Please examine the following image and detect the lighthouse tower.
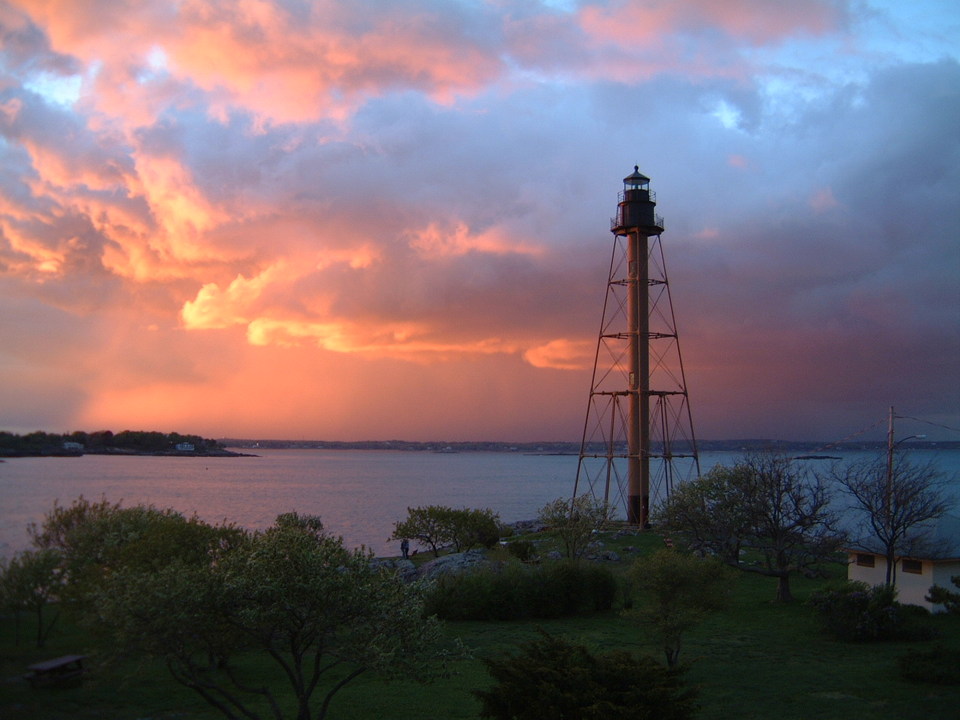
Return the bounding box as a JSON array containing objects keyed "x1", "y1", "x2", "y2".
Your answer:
[{"x1": 573, "y1": 167, "x2": 699, "y2": 526}]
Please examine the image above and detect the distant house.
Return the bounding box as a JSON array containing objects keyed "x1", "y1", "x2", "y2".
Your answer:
[
  {"x1": 62, "y1": 441, "x2": 84, "y2": 451},
  {"x1": 846, "y1": 514, "x2": 960, "y2": 612},
  {"x1": 175, "y1": 442, "x2": 195, "y2": 452}
]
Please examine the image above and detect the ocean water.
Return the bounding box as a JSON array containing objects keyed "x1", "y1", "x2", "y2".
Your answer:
[{"x1": 2, "y1": 448, "x2": 958, "y2": 559}]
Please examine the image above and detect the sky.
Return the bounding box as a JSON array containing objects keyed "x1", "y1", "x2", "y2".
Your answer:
[{"x1": 0, "y1": 0, "x2": 958, "y2": 444}]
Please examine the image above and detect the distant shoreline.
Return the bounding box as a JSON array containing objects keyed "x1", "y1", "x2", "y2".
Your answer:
[
  {"x1": 220, "y1": 439, "x2": 958, "y2": 453},
  {"x1": 1, "y1": 448, "x2": 256, "y2": 459}
]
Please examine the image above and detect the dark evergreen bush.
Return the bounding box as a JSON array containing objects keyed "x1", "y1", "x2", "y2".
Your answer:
[{"x1": 474, "y1": 631, "x2": 696, "y2": 720}]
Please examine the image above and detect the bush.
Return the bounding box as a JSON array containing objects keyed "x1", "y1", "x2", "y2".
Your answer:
[
  {"x1": 810, "y1": 581, "x2": 940, "y2": 642},
  {"x1": 424, "y1": 560, "x2": 618, "y2": 621},
  {"x1": 506, "y1": 539, "x2": 535, "y2": 562},
  {"x1": 474, "y1": 631, "x2": 697, "y2": 720},
  {"x1": 809, "y1": 581, "x2": 903, "y2": 641},
  {"x1": 898, "y1": 645, "x2": 960, "y2": 685}
]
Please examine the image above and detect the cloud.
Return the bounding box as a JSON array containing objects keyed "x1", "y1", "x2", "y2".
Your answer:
[{"x1": 524, "y1": 338, "x2": 595, "y2": 371}]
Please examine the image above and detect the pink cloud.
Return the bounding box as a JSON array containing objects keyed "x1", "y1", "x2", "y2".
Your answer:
[
  {"x1": 579, "y1": 0, "x2": 843, "y2": 47},
  {"x1": 11, "y1": 0, "x2": 505, "y2": 124},
  {"x1": 809, "y1": 186, "x2": 839, "y2": 212},
  {"x1": 727, "y1": 153, "x2": 750, "y2": 168}
]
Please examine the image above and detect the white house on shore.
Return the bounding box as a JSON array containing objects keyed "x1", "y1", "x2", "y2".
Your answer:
[{"x1": 846, "y1": 514, "x2": 960, "y2": 612}]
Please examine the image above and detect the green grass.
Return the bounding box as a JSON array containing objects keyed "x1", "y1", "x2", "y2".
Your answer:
[{"x1": 3, "y1": 529, "x2": 959, "y2": 720}]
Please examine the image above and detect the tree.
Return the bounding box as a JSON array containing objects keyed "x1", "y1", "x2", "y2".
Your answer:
[
  {"x1": 29, "y1": 496, "x2": 243, "y2": 606},
  {"x1": 0, "y1": 548, "x2": 65, "y2": 647},
  {"x1": 91, "y1": 515, "x2": 446, "y2": 720},
  {"x1": 926, "y1": 575, "x2": 960, "y2": 614},
  {"x1": 827, "y1": 453, "x2": 954, "y2": 585},
  {"x1": 447, "y1": 507, "x2": 501, "y2": 552},
  {"x1": 652, "y1": 469, "x2": 752, "y2": 565},
  {"x1": 391, "y1": 505, "x2": 501, "y2": 557},
  {"x1": 657, "y1": 453, "x2": 843, "y2": 602},
  {"x1": 625, "y1": 549, "x2": 734, "y2": 667},
  {"x1": 473, "y1": 631, "x2": 696, "y2": 720},
  {"x1": 538, "y1": 495, "x2": 611, "y2": 561}
]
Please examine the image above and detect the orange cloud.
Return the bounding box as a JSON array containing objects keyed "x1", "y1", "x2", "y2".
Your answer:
[
  {"x1": 181, "y1": 269, "x2": 278, "y2": 330},
  {"x1": 245, "y1": 317, "x2": 517, "y2": 360},
  {"x1": 408, "y1": 222, "x2": 545, "y2": 258},
  {"x1": 523, "y1": 338, "x2": 594, "y2": 371}
]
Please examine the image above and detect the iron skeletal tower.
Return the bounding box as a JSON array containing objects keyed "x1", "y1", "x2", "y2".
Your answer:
[{"x1": 573, "y1": 167, "x2": 700, "y2": 526}]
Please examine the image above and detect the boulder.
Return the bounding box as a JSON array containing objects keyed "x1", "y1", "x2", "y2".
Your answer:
[
  {"x1": 416, "y1": 549, "x2": 489, "y2": 580},
  {"x1": 506, "y1": 519, "x2": 546, "y2": 535},
  {"x1": 588, "y1": 550, "x2": 622, "y2": 563},
  {"x1": 371, "y1": 557, "x2": 418, "y2": 582}
]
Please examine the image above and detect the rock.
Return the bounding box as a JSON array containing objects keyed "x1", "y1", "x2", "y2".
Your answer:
[
  {"x1": 506, "y1": 519, "x2": 546, "y2": 535},
  {"x1": 588, "y1": 550, "x2": 621, "y2": 562},
  {"x1": 416, "y1": 549, "x2": 489, "y2": 580},
  {"x1": 371, "y1": 557, "x2": 418, "y2": 582}
]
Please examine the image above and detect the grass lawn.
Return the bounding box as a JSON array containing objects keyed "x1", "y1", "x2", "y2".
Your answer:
[{"x1": 2, "y1": 529, "x2": 958, "y2": 719}]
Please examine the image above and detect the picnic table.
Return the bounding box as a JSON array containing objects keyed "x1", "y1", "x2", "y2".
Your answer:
[{"x1": 24, "y1": 654, "x2": 87, "y2": 687}]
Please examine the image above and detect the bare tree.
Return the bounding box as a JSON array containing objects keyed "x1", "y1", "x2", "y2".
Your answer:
[
  {"x1": 827, "y1": 453, "x2": 954, "y2": 586},
  {"x1": 658, "y1": 452, "x2": 843, "y2": 602}
]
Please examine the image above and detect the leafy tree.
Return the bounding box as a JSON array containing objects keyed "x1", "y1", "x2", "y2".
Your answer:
[
  {"x1": 391, "y1": 505, "x2": 501, "y2": 557},
  {"x1": 0, "y1": 548, "x2": 64, "y2": 647},
  {"x1": 447, "y1": 507, "x2": 501, "y2": 552},
  {"x1": 826, "y1": 453, "x2": 954, "y2": 585},
  {"x1": 29, "y1": 496, "x2": 244, "y2": 607},
  {"x1": 625, "y1": 549, "x2": 734, "y2": 667},
  {"x1": 538, "y1": 495, "x2": 611, "y2": 561},
  {"x1": 658, "y1": 453, "x2": 843, "y2": 602},
  {"x1": 473, "y1": 631, "x2": 696, "y2": 720},
  {"x1": 926, "y1": 575, "x2": 960, "y2": 614},
  {"x1": 93, "y1": 517, "x2": 445, "y2": 720},
  {"x1": 652, "y1": 467, "x2": 752, "y2": 565}
]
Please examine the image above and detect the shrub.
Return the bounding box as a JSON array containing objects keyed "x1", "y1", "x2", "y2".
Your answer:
[
  {"x1": 424, "y1": 560, "x2": 618, "y2": 621},
  {"x1": 898, "y1": 645, "x2": 960, "y2": 685},
  {"x1": 626, "y1": 549, "x2": 735, "y2": 667},
  {"x1": 506, "y1": 539, "x2": 535, "y2": 562},
  {"x1": 809, "y1": 581, "x2": 904, "y2": 641},
  {"x1": 474, "y1": 631, "x2": 697, "y2": 720}
]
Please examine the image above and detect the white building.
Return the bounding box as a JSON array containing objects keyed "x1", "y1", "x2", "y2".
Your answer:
[{"x1": 846, "y1": 514, "x2": 960, "y2": 612}]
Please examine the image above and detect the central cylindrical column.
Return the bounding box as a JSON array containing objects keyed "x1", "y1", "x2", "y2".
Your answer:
[{"x1": 627, "y1": 230, "x2": 650, "y2": 525}]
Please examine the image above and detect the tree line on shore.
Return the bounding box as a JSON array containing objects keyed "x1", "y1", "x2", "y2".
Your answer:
[{"x1": 0, "y1": 430, "x2": 228, "y2": 457}]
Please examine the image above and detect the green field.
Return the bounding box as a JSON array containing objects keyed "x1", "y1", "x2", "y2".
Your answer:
[{"x1": 3, "y1": 530, "x2": 958, "y2": 720}]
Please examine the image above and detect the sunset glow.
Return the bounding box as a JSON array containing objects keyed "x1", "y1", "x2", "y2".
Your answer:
[{"x1": 1, "y1": 0, "x2": 957, "y2": 442}]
